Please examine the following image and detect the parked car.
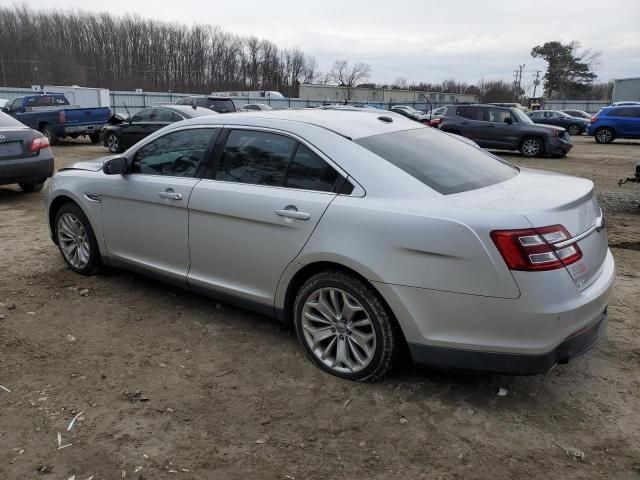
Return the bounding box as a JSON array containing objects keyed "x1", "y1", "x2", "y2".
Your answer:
[
  {"x1": 1, "y1": 93, "x2": 110, "y2": 145},
  {"x1": 100, "y1": 105, "x2": 218, "y2": 153},
  {"x1": 439, "y1": 104, "x2": 573, "y2": 157},
  {"x1": 528, "y1": 110, "x2": 590, "y2": 135},
  {"x1": 390, "y1": 105, "x2": 430, "y2": 124},
  {"x1": 0, "y1": 111, "x2": 54, "y2": 192},
  {"x1": 45, "y1": 109, "x2": 613, "y2": 381},
  {"x1": 240, "y1": 103, "x2": 273, "y2": 111},
  {"x1": 426, "y1": 106, "x2": 448, "y2": 127},
  {"x1": 175, "y1": 95, "x2": 236, "y2": 113},
  {"x1": 587, "y1": 105, "x2": 640, "y2": 143},
  {"x1": 561, "y1": 109, "x2": 592, "y2": 120}
]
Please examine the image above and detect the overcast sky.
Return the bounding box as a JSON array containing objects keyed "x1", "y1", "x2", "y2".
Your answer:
[{"x1": 18, "y1": 0, "x2": 640, "y2": 88}]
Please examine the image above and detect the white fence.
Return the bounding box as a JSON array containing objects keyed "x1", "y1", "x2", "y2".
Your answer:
[{"x1": 540, "y1": 100, "x2": 609, "y2": 114}]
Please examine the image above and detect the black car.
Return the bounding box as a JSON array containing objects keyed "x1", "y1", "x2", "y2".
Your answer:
[
  {"x1": 0, "y1": 111, "x2": 54, "y2": 192},
  {"x1": 439, "y1": 104, "x2": 572, "y2": 157},
  {"x1": 175, "y1": 95, "x2": 236, "y2": 113},
  {"x1": 561, "y1": 109, "x2": 592, "y2": 120},
  {"x1": 101, "y1": 105, "x2": 218, "y2": 153},
  {"x1": 528, "y1": 110, "x2": 590, "y2": 135}
]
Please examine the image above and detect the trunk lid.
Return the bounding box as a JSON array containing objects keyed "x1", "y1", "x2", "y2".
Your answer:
[{"x1": 451, "y1": 167, "x2": 608, "y2": 290}]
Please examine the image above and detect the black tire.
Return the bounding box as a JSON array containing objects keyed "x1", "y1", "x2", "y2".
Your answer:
[
  {"x1": 41, "y1": 125, "x2": 58, "y2": 146},
  {"x1": 53, "y1": 202, "x2": 101, "y2": 276},
  {"x1": 519, "y1": 136, "x2": 544, "y2": 158},
  {"x1": 594, "y1": 127, "x2": 615, "y2": 144},
  {"x1": 19, "y1": 181, "x2": 45, "y2": 192},
  {"x1": 567, "y1": 124, "x2": 582, "y2": 136},
  {"x1": 293, "y1": 270, "x2": 398, "y2": 382},
  {"x1": 89, "y1": 133, "x2": 100, "y2": 144},
  {"x1": 106, "y1": 133, "x2": 123, "y2": 153}
]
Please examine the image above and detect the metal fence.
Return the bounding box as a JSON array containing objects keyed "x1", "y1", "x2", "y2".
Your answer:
[{"x1": 540, "y1": 100, "x2": 609, "y2": 114}]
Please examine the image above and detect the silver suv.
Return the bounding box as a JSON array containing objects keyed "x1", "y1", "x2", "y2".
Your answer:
[{"x1": 439, "y1": 104, "x2": 573, "y2": 157}]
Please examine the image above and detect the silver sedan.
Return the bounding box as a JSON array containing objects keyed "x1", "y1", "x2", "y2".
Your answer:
[{"x1": 45, "y1": 109, "x2": 614, "y2": 381}]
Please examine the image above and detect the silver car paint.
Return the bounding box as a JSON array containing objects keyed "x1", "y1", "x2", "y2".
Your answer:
[{"x1": 46, "y1": 109, "x2": 615, "y2": 357}]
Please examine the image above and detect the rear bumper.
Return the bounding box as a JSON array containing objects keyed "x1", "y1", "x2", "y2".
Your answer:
[
  {"x1": 408, "y1": 310, "x2": 607, "y2": 375},
  {"x1": 58, "y1": 124, "x2": 105, "y2": 136},
  {"x1": 0, "y1": 155, "x2": 54, "y2": 185}
]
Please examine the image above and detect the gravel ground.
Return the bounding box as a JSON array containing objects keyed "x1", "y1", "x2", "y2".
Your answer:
[{"x1": 0, "y1": 135, "x2": 639, "y2": 479}]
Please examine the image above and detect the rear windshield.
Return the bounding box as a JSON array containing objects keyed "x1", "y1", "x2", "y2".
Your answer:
[
  {"x1": 208, "y1": 99, "x2": 235, "y2": 113},
  {"x1": 0, "y1": 111, "x2": 24, "y2": 127},
  {"x1": 355, "y1": 128, "x2": 518, "y2": 194}
]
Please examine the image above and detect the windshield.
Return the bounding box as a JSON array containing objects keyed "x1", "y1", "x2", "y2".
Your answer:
[
  {"x1": 355, "y1": 127, "x2": 518, "y2": 195},
  {"x1": 512, "y1": 109, "x2": 533, "y2": 124}
]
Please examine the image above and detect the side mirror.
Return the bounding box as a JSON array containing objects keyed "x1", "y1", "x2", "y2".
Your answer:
[
  {"x1": 103, "y1": 156, "x2": 128, "y2": 175},
  {"x1": 504, "y1": 117, "x2": 513, "y2": 125}
]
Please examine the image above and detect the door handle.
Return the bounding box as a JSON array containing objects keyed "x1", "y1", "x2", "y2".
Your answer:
[
  {"x1": 487, "y1": 124, "x2": 496, "y2": 127},
  {"x1": 158, "y1": 188, "x2": 183, "y2": 200},
  {"x1": 276, "y1": 207, "x2": 311, "y2": 220}
]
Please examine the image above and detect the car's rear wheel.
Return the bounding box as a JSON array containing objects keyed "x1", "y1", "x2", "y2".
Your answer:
[
  {"x1": 106, "y1": 133, "x2": 123, "y2": 153},
  {"x1": 54, "y1": 203, "x2": 101, "y2": 275},
  {"x1": 595, "y1": 127, "x2": 615, "y2": 144},
  {"x1": 293, "y1": 270, "x2": 397, "y2": 382},
  {"x1": 19, "y1": 181, "x2": 45, "y2": 192},
  {"x1": 520, "y1": 137, "x2": 544, "y2": 157},
  {"x1": 567, "y1": 124, "x2": 582, "y2": 135},
  {"x1": 41, "y1": 125, "x2": 58, "y2": 146}
]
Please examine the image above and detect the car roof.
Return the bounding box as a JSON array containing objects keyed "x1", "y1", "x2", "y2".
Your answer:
[{"x1": 180, "y1": 108, "x2": 422, "y2": 140}]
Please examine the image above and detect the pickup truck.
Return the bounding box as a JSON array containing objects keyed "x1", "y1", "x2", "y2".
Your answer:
[{"x1": 1, "y1": 93, "x2": 110, "y2": 145}]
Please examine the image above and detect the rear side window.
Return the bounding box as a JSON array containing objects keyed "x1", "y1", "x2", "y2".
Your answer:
[
  {"x1": 209, "y1": 99, "x2": 236, "y2": 113},
  {"x1": 356, "y1": 128, "x2": 518, "y2": 195},
  {"x1": 215, "y1": 130, "x2": 295, "y2": 186},
  {"x1": 285, "y1": 144, "x2": 339, "y2": 192},
  {"x1": 456, "y1": 106, "x2": 487, "y2": 121},
  {"x1": 0, "y1": 111, "x2": 24, "y2": 127}
]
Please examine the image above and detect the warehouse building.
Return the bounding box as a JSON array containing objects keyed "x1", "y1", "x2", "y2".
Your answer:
[
  {"x1": 612, "y1": 77, "x2": 640, "y2": 102},
  {"x1": 298, "y1": 84, "x2": 477, "y2": 105}
]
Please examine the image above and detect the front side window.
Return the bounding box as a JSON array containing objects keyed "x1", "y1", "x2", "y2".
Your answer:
[
  {"x1": 215, "y1": 130, "x2": 295, "y2": 186},
  {"x1": 285, "y1": 144, "x2": 339, "y2": 192},
  {"x1": 488, "y1": 108, "x2": 512, "y2": 123},
  {"x1": 356, "y1": 127, "x2": 518, "y2": 195},
  {"x1": 131, "y1": 128, "x2": 216, "y2": 177}
]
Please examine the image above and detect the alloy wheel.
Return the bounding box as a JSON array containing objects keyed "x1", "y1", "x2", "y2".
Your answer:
[
  {"x1": 522, "y1": 138, "x2": 541, "y2": 156},
  {"x1": 301, "y1": 287, "x2": 377, "y2": 374},
  {"x1": 57, "y1": 213, "x2": 91, "y2": 269},
  {"x1": 596, "y1": 129, "x2": 612, "y2": 143},
  {"x1": 107, "y1": 134, "x2": 120, "y2": 153}
]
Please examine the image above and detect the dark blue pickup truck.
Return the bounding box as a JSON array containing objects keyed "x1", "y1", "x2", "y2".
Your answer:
[{"x1": 1, "y1": 93, "x2": 110, "y2": 145}]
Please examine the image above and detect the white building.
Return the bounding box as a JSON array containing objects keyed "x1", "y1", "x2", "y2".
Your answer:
[{"x1": 298, "y1": 84, "x2": 477, "y2": 105}]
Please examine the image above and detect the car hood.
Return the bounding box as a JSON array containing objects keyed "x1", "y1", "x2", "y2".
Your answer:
[{"x1": 59, "y1": 157, "x2": 113, "y2": 172}]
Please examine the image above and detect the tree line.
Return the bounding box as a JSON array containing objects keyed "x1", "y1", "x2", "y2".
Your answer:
[{"x1": 0, "y1": 5, "x2": 321, "y2": 95}]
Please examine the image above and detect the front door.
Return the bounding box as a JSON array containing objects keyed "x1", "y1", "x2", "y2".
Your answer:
[
  {"x1": 101, "y1": 127, "x2": 218, "y2": 282},
  {"x1": 187, "y1": 128, "x2": 342, "y2": 307},
  {"x1": 486, "y1": 107, "x2": 518, "y2": 149}
]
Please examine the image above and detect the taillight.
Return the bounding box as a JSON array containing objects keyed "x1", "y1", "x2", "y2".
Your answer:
[
  {"x1": 59, "y1": 111, "x2": 66, "y2": 123},
  {"x1": 429, "y1": 118, "x2": 441, "y2": 127},
  {"x1": 590, "y1": 115, "x2": 598, "y2": 123},
  {"x1": 490, "y1": 225, "x2": 582, "y2": 272},
  {"x1": 30, "y1": 136, "x2": 50, "y2": 154}
]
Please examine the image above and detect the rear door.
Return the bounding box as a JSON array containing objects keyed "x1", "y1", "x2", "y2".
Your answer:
[
  {"x1": 187, "y1": 128, "x2": 342, "y2": 306},
  {"x1": 610, "y1": 107, "x2": 640, "y2": 136},
  {"x1": 486, "y1": 107, "x2": 519, "y2": 148}
]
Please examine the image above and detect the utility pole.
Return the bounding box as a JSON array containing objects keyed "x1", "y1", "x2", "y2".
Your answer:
[
  {"x1": 513, "y1": 64, "x2": 525, "y2": 101},
  {"x1": 532, "y1": 70, "x2": 542, "y2": 98}
]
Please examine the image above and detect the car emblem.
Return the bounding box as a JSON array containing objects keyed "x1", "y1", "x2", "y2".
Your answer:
[{"x1": 0, "y1": 135, "x2": 5, "y2": 144}]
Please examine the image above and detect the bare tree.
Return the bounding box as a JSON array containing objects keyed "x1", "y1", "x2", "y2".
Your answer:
[{"x1": 329, "y1": 60, "x2": 372, "y2": 100}]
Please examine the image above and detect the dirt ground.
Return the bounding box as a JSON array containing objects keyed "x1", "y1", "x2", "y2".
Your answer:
[{"x1": 1, "y1": 135, "x2": 639, "y2": 479}]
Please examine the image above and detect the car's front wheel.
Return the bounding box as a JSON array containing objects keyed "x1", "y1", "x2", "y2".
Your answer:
[
  {"x1": 54, "y1": 203, "x2": 101, "y2": 275},
  {"x1": 520, "y1": 137, "x2": 544, "y2": 157},
  {"x1": 595, "y1": 127, "x2": 615, "y2": 144},
  {"x1": 293, "y1": 270, "x2": 397, "y2": 382},
  {"x1": 19, "y1": 181, "x2": 45, "y2": 192},
  {"x1": 106, "y1": 133, "x2": 123, "y2": 153}
]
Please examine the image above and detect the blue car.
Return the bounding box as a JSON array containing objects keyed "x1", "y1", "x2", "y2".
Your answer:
[{"x1": 587, "y1": 105, "x2": 640, "y2": 143}]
